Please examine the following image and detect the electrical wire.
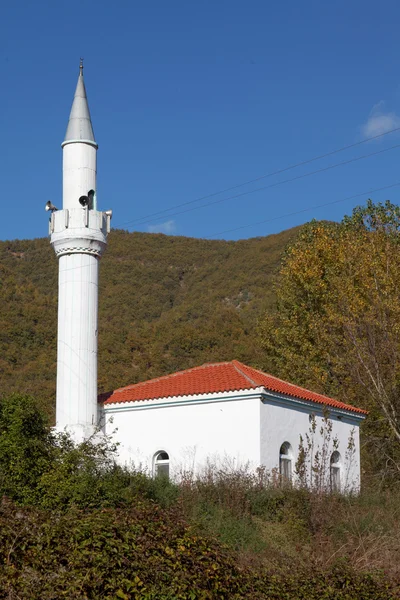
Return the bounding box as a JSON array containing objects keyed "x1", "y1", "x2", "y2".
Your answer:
[
  {"x1": 123, "y1": 143, "x2": 400, "y2": 229},
  {"x1": 206, "y1": 182, "x2": 400, "y2": 239},
  {"x1": 114, "y1": 125, "x2": 400, "y2": 229}
]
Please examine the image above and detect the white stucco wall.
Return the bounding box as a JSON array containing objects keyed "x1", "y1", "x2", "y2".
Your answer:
[
  {"x1": 102, "y1": 389, "x2": 363, "y2": 491},
  {"x1": 103, "y1": 390, "x2": 262, "y2": 477},
  {"x1": 260, "y1": 393, "x2": 362, "y2": 491}
]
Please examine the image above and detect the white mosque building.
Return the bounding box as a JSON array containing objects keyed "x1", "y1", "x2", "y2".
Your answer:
[{"x1": 49, "y1": 65, "x2": 367, "y2": 491}]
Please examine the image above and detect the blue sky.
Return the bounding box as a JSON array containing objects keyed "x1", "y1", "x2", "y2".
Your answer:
[{"x1": 1, "y1": 0, "x2": 400, "y2": 241}]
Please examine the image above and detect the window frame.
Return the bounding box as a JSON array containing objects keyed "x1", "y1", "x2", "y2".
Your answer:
[
  {"x1": 154, "y1": 450, "x2": 170, "y2": 479},
  {"x1": 279, "y1": 442, "x2": 293, "y2": 482},
  {"x1": 330, "y1": 451, "x2": 341, "y2": 492}
]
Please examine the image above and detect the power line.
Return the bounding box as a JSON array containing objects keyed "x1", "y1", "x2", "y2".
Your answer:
[
  {"x1": 124, "y1": 143, "x2": 400, "y2": 228},
  {"x1": 115, "y1": 125, "x2": 400, "y2": 229},
  {"x1": 206, "y1": 182, "x2": 400, "y2": 239}
]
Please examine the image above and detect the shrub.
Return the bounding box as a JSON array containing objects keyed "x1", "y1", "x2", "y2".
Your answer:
[
  {"x1": 0, "y1": 500, "x2": 264, "y2": 599},
  {"x1": 0, "y1": 394, "x2": 133, "y2": 510},
  {"x1": 0, "y1": 501, "x2": 396, "y2": 600},
  {"x1": 38, "y1": 431, "x2": 133, "y2": 509}
]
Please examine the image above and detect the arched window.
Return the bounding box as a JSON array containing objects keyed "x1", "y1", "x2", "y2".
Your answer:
[
  {"x1": 330, "y1": 451, "x2": 341, "y2": 492},
  {"x1": 279, "y1": 442, "x2": 292, "y2": 481},
  {"x1": 154, "y1": 451, "x2": 170, "y2": 479}
]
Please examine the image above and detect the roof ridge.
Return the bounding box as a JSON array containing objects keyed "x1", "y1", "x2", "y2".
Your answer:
[
  {"x1": 231, "y1": 360, "x2": 259, "y2": 387},
  {"x1": 244, "y1": 362, "x2": 335, "y2": 401},
  {"x1": 114, "y1": 361, "x2": 233, "y2": 392}
]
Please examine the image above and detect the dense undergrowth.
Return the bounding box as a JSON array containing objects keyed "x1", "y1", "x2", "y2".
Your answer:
[
  {"x1": 0, "y1": 499, "x2": 395, "y2": 600},
  {"x1": 0, "y1": 394, "x2": 399, "y2": 599}
]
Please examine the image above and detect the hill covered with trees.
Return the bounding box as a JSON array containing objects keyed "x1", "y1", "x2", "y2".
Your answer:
[{"x1": 0, "y1": 226, "x2": 299, "y2": 416}]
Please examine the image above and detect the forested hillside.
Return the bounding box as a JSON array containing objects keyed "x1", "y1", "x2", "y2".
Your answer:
[{"x1": 0, "y1": 226, "x2": 299, "y2": 416}]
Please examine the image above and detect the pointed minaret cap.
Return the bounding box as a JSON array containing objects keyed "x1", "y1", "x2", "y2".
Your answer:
[{"x1": 62, "y1": 60, "x2": 98, "y2": 148}]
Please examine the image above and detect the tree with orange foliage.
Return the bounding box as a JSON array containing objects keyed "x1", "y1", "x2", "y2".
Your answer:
[{"x1": 259, "y1": 201, "x2": 400, "y2": 482}]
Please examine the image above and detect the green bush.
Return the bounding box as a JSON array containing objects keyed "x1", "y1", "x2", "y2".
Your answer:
[
  {"x1": 38, "y1": 432, "x2": 133, "y2": 509},
  {"x1": 0, "y1": 394, "x2": 54, "y2": 504},
  {"x1": 0, "y1": 501, "x2": 263, "y2": 599}
]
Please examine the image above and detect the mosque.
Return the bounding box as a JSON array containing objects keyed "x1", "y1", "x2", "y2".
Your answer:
[{"x1": 48, "y1": 64, "x2": 367, "y2": 490}]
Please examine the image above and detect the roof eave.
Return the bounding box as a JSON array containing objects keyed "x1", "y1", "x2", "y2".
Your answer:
[
  {"x1": 102, "y1": 387, "x2": 264, "y2": 409},
  {"x1": 101, "y1": 385, "x2": 366, "y2": 419},
  {"x1": 260, "y1": 388, "x2": 367, "y2": 419}
]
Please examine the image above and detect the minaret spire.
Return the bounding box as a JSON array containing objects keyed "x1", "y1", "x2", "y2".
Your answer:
[
  {"x1": 47, "y1": 63, "x2": 112, "y2": 441},
  {"x1": 63, "y1": 60, "x2": 96, "y2": 148}
]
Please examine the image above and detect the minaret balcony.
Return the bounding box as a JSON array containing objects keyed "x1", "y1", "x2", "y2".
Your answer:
[{"x1": 49, "y1": 207, "x2": 109, "y2": 258}]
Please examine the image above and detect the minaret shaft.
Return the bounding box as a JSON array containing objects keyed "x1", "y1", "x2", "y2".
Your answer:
[{"x1": 56, "y1": 253, "x2": 99, "y2": 430}]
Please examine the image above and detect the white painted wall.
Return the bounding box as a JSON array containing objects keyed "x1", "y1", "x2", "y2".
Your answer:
[
  {"x1": 103, "y1": 390, "x2": 363, "y2": 491},
  {"x1": 260, "y1": 395, "x2": 362, "y2": 491},
  {"x1": 103, "y1": 392, "x2": 261, "y2": 477}
]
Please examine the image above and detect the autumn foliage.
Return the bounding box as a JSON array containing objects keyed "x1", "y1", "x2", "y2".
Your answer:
[{"x1": 260, "y1": 201, "x2": 400, "y2": 482}]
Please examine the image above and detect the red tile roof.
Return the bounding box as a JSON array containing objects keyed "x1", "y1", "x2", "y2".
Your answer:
[{"x1": 101, "y1": 360, "x2": 367, "y2": 415}]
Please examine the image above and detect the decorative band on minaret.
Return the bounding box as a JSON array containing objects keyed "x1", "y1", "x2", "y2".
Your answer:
[{"x1": 48, "y1": 62, "x2": 112, "y2": 440}]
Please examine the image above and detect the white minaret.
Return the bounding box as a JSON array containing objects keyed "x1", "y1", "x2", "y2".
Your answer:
[{"x1": 48, "y1": 62, "x2": 112, "y2": 441}]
